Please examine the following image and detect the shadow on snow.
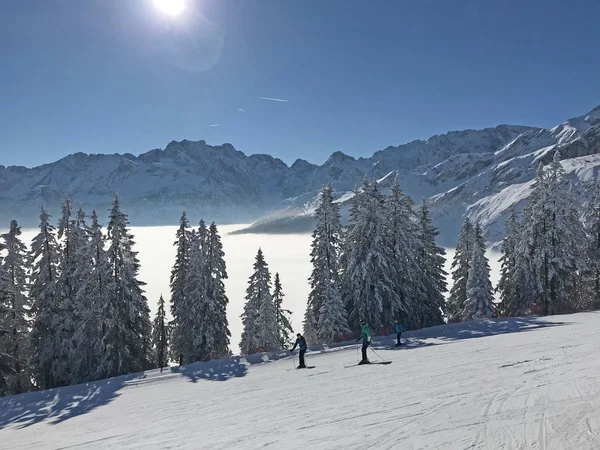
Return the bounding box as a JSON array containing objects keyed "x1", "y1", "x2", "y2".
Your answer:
[{"x1": 0, "y1": 373, "x2": 139, "y2": 430}]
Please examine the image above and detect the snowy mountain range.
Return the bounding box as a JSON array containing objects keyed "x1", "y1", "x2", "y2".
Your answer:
[{"x1": 1, "y1": 105, "x2": 599, "y2": 244}]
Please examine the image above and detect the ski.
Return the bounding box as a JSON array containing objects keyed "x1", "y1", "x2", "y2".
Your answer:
[{"x1": 344, "y1": 361, "x2": 392, "y2": 368}]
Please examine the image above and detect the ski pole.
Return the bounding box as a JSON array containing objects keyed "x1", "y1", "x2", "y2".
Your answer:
[
  {"x1": 291, "y1": 352, "x2": 296, "y2": 368},
  {"x1": 369, "y1": 346, "x2": 386, "y2": 362}
]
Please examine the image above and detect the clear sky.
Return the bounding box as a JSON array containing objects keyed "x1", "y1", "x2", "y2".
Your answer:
[{"x1": 1, "y1": 0, "x2": 599, "y2": 168}]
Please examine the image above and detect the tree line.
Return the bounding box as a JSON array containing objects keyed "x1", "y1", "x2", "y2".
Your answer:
[{"x1": 2, "y1": 151, "x2": 597, "y2": 396}]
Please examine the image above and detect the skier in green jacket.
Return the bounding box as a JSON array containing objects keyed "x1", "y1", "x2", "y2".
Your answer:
[{"x1": 356, "y1": 322, "x2": 372, "y2": 364}]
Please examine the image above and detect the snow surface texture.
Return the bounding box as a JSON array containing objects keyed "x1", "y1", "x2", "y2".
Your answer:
[{"x1": 2, "y1": 312, "x2": 600, "y2": 449}]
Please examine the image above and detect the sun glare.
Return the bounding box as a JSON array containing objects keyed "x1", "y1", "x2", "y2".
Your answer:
[{"x1": 153, "y1": 0, "x2": 186, "y2": 17}]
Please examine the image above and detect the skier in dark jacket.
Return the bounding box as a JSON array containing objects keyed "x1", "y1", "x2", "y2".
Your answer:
[
  {"x1": 356, "y1": 322, "x2": 372, "y2": 364},
  {"x1": 290, "y1": 333, "x2": 307, "y2": 368},
  {"x1": 395, "y1": 320, "x2": 403, "y2": 346}
]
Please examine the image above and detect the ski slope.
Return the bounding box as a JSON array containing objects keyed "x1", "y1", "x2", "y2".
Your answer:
[{"x1": 2, "y1": 313, "x2": 600, "y2": 449}]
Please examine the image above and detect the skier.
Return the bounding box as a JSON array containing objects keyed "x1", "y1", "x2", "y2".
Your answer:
[
  {"x1": 395, "y1": 320, "x2": 403, "y2": 346},
  {"x1": 290, "y1": 333, "x2": 308, "y2": 368},
  {"x1": 356, "y1": 322, "x2": 372, "y2": 364}
]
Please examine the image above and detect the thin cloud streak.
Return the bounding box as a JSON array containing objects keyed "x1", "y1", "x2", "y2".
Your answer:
[
  {"x1": 255, "y1": 96, "x2": 288, "y2": 103},
  {"x1": 210, "y1": 124, "x2": 220, "y2": 127},
  {"x1": 238, "y1": 108, "x2": 246, "y2": 112}
]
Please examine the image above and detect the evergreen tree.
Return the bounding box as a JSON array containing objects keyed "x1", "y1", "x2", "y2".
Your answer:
[
  {"x1": 447, "y1": 218, "x2": 475, "y2": 322},
  {"x1": 414, "y1": 200, "x2": 447, "y2": 327},
  {"x1": 240, "y1": 249, "x2": 279, "y2": 354},
  {"x1": 384, "y1": 175, "x2": 419, "y2": 328},
  {"x1": 200, "y1": 222, "x2": 231, "y2": 358},
  {"x1": 308, "y1": 184, "x2": 349, "y2": 343},
  {"x1": 152, "y1": 295, "x2": 169, "y2": 369},
  {"x1": 273, "y1": 273, "x2": 294, "y2": 348},
  {"x1": 341, "y1": 178, "x2": 394, "y2": 331},
  {"x1": 519, "y1": 153, "x2": 585, "y2": 315},
  {"x1": 0, "y1": 220, "x2": 31, "y2": 394},
  {"x1": 463, "y1": 235, "x2": 495, "y2": 320},
  {"x1": 585, "y1": 181, "x2": 600, "y2": 309},
  {"x1": 169, "y1": 212, "x2": 194, "y2": 362},
  {"x1": 71, "y1": 209, "x2": 106, "y2": 383},
  {"x1": 96, "y1": 194, "x2": 152, "y2": 379},
  {"x1": 29, "y1": 208, "x2": 61, "y2": 389},
  {"x1": 54, "y1": 196, "x2": 78, "y2": 386},
  {"x1": 497, "y1": 207, "x2": 534, "y2": 316}
]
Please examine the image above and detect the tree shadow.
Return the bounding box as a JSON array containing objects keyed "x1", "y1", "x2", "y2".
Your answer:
[
  {"x1": 372, "y1": 316, "x2": 574, "y2": 352},
  {"x1": 171, "y1": 357, "x2": 248, "y2": 383},
  {"x1": 0, "y1": 374, "x2": 139, "y2": 430}
]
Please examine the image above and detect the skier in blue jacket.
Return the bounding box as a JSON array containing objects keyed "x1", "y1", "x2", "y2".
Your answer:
[
  {"x1": 395, "y1": 320, "x2": 403, "y2": 346},
  {"x1": 290, "y1": 333, "x2": 307, "y2": 368}
]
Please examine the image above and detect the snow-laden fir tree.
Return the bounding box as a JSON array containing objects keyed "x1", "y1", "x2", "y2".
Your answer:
[
  {"x1": 462, "y1": 229, "x2": 495, "y2": 321},
  {"x1": 240, "y1": 249, "x2": 279, "y2": 354},
  {"x1": 273, "y1": 273, "x2": 294, "y2": 348},
  {"x1": 96, "y1": 194, "x2": 152, "y2": 379},
  {"x1": 199, "y1": 222, "x2": 231, "y2": 358},
  {"x1": 384, "y1": 175, "x2": 419, "y2": 328},
  {"x1": 0, "y1": 220, "x2": 32, "y2": 394},
  {"x1": 584, "y1": 181, "x2": 600, "y2": 309},
  {"x1": 414, "y1": 200, "x2": 447, "y2": 327},
  {"x1": 53, "y1": 196, "x2": 79, "y2": 386},
  {"x1": 71, "y1": 209, "x2": 106, "y2": 383},
  {"x1": 341, "y1": 178, "x2": 394, "y2": 331},
  {"x1": 152, "y1": 295, "x2": 169, "y2": 369},
  {"x1": 0, "y1": 243, "x2": 10, "y2": 396},
  {"x1": 447, "y1": 218, "x2": 475, "y2": 322},
  {"x1": 169, "y1": 212, "x2": 194, "y2": 362},
  {"x1": 496, "y1": 207, "x2": 534, "y2": 316},
  {"x1": 307, "y1": 184, "x2": 348, "y2": 343},
  {"x1": 519, "y1": 153, "x2": 585, "y2": 315},
  {"x1": 29, "y1": 208, "x2": 61, "y2": 389}
]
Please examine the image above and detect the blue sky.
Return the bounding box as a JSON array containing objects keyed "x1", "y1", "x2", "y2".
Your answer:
[{"x1": 1, "y1": 0, "x2": 599, "y2": 168}]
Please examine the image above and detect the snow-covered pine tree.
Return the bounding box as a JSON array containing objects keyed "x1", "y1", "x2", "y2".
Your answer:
[
  {"x1": 0, "y1": 242, "x2": 10, "y2": 396},
  {"x1": 497, "y1": 207, "x2": 533, "y2": 316},
  {"x1": 53, "y1": 196, "x2": 79, "y2": 386},
  {"x1": 199, "y1": 222, "x2": 231, "y2": 358},
  {"x1": 414, "y1": 200, "x2": 447, "y2": 327},
  {"x1": 240, "y1": 249, "x2": 279, "y2": 354},
  {"x1": 273, "y1": 273, "x2": 293, "y2": 348},
  {"x1": 96, "y1": 194, "x2": 152, "y2": 379},
  {"x1": 0, "y1": 220, "x2": 32, "y2": 394},
  {"x1": 447, "y1": 218, "x2": 475, "y2": 322},
  {"x1": 169, "y1": 212, "x2": 193, "y2": 363},
  {"x1": 71, "y1": 209, "x2": 106, "y2": 383},
  {"x1": 29, "y1": 208, "x2": 61, "y2": 389},
  {"x1": 384, "y1": 175, "x2": 419, "y2": 329},
  {"x1": 152, "y1": 295, "x2": 169, "y2": 369},
  {"x1": 462, "y1": 234, "x2": 495, "y2": 321},
  {"x1": 341, "y1": 178, "x2": 394, "y2": 332},
  {"x1": 519, "y1": 153, "x2": 585, "y2": 315},
  {"x1": 584, "y1": 181, "x2": 600, "y2": 309},
  {"x1": 308, "y1": 184, "x2": 349, "y2": 344}
]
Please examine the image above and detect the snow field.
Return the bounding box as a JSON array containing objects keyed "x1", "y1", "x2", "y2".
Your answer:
[{"x1": 2, "y1": 312, "x2": 600, "y2": 449}]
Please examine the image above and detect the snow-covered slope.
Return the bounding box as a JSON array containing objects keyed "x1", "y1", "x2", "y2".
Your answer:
[{"x1": 2, "y1": 312, "x2": 600, "y2": 449}]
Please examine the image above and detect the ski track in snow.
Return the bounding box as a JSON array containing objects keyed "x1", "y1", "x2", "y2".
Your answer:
[{"x1": 2, "y1": 313, "x2": 600, "y2": 449}]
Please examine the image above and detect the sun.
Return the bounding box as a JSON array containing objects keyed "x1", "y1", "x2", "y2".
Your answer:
[{"x1": 153, "y1": 0, "x2": 186, "y2": 17}]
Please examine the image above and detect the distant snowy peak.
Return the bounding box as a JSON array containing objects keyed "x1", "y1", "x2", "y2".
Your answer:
[{"x1": 2, "y1": 105, "x2": 600, "y2": 245}]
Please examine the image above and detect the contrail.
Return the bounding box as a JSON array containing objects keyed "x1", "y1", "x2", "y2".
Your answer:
[{"x1": 255, "y1": 96, "x2": 288, "y2": 103}]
